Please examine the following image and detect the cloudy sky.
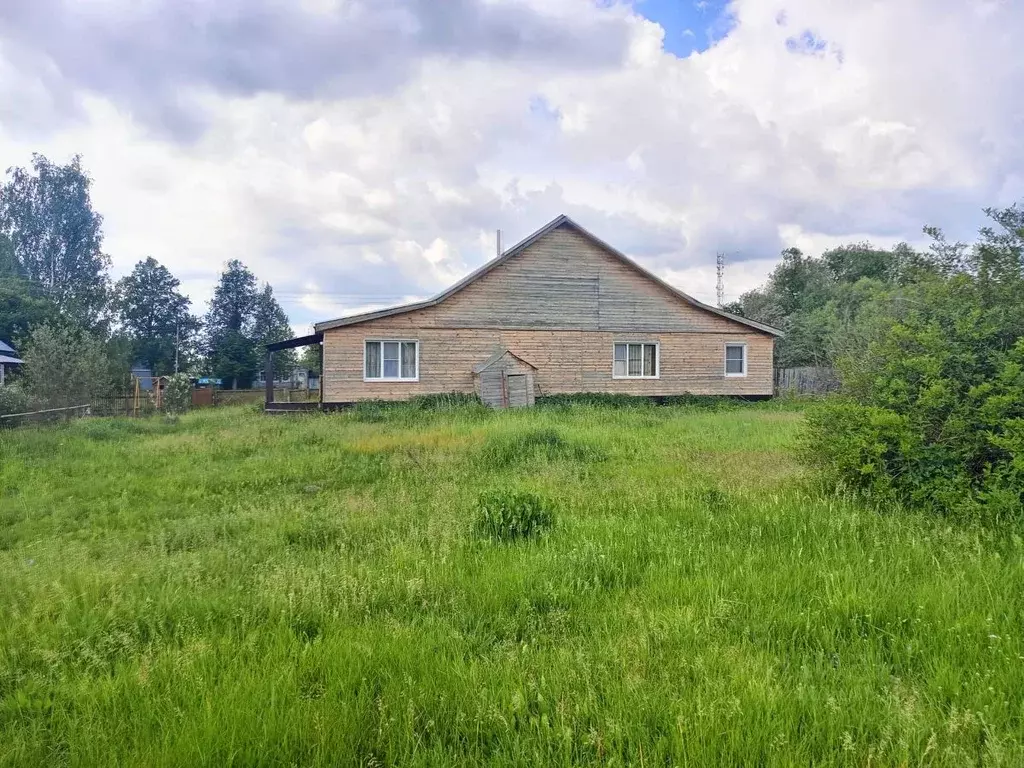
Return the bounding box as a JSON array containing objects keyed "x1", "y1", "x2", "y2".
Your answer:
[{"x1": 2, "y1": 0, "x2": 1022, "y2": 333}]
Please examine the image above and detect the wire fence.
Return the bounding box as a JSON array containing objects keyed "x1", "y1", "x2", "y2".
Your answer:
[
  {"x1": 0, "y1": 404, "x2": 92, "y2": 428},
  {"x1": 1, "y1": 387, "x2": 319, "y2": 427}
]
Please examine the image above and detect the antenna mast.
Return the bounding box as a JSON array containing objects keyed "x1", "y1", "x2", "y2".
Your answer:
[{"x1": 716, "y1": 251, "x2": 725, "y2": 308}]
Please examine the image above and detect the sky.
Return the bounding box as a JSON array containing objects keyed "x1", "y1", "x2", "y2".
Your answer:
[{"x1": 1, "y1": 0, "x2": 1022, "y2": 334}]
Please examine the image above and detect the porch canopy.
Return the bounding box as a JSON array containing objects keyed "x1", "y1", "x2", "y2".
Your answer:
[{"x1": 264, "y1": 333, "x2": 322, "y2": 407}]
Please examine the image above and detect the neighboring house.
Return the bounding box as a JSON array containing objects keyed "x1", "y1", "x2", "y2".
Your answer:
[
  {"x1": 257, "y1": 367, "x2": 320, "y2": 391},
  {"x1": 303, "y1": 215, "x2": 781, "y2": 408},
  {"x1": 130, "y1": 363, "x2": 155, "y2": 391},
  {"x1": 0, "y1": 339, "x2": 24, "y2": 387}
]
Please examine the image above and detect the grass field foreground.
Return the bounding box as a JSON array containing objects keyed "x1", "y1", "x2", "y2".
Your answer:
[{"x1": 1, "y1": 403, "x2": 1022, "y2": 766}]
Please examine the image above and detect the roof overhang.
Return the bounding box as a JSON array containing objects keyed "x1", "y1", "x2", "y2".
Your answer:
[
  {"x1": 266, "y1": 332, "x2": 323, "y2": 352},
  {"x1": 314, "y1": 215, "x2": 783, "y2": 337},
  {"x1": 0, "y1": 355, "x2": 23, "y2": 365}
]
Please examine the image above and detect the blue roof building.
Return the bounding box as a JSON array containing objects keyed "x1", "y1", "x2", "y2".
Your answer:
[{"x1": 0, "y1": 339, "x2": 24, "y2": 387}]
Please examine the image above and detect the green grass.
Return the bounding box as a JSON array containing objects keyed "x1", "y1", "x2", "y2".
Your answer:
[{"x1": 1, "y1": 403, "x2": 1022, "y2": 766}]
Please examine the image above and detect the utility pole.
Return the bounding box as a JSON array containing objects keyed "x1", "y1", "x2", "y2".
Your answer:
[
  {"x1": 716, "y1": 252, "x2": 726, "y2": 308},
  {"x1": 174, "y1": 320, "x2": 180, "y2": 375}
]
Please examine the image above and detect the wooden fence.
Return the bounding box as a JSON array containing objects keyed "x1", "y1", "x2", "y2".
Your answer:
[{"x1": 774, "y1": 366, "x2": 841, "y2": 396}]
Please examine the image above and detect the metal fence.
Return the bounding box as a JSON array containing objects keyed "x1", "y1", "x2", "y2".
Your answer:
[
  {"x1": 0, "y1": 404, "x2": 92, "y2": 428},
  {"x1": 774, "y1": 366, "x2": 841, "y2": 396},
  {"x1": 216, "y1": 388, "x2": 318, "y2": 407},
  {"x1": 1, "y1": 387, "x2": 320, "y2": 427}
]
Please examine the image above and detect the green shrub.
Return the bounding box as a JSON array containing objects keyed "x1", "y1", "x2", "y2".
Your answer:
[
  {"x1": 162, "y1": 373, "x2": 192, "y2": 415},
  {"x1": 474, "y1": 489, "x2": 554, "y2": 541},
  {"x1": 0, "y1": 384, "x2": 30, "y2": 416},
  {"x1": 804, "y1": 290, "x2": 1024, "y2": 518}
]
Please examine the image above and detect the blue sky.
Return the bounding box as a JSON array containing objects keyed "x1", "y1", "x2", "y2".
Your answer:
[{"x1": 634, "y1": 0, "x2": 734, "y2": 57}]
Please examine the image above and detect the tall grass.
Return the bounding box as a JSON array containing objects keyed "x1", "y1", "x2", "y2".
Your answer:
[{"x1": 0, "y1": 403, "x2": 1022, "y2": 766}]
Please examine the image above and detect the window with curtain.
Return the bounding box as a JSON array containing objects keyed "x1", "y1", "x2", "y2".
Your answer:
[
  {"x1": 725, "y1": 343, "x2": 746, "y2": 376},
  {"x1": 613, "y1": 343, "x2": 658, "y2": 378},
  {"x1": 365, "y1": 340, "x2": 418, "y2": 380}
]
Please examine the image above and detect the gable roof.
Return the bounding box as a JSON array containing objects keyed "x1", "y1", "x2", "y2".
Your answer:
[
  {"x1": 472, "y1": 349, "x2": 538, "y2": 374},
  {"x1": 314, "y1": 215, "x2": 782, "y2": 336},
  {"x1": 0, "y1": 340, "x2": 16, "y2": 355}
]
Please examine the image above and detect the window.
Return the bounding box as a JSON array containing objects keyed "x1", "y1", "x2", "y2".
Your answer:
[
  {"x1": 365, "y1": 340, "x2": 418, "y2": 381},
  {"x1": 725, "y1": 343, "x2": 746, "y2": 376},
  {"x1": 613, "y1": 343, "x2": 658, "y2": 378}
]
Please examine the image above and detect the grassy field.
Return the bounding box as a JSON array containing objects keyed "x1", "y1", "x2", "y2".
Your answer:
[{"x1": 1, "y1": 402, "x2": 1022, "y2": 766}]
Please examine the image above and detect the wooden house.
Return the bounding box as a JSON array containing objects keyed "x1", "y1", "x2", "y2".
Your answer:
[{"x1": 268, "y1": 215, "x2": 781, "y2": 409}]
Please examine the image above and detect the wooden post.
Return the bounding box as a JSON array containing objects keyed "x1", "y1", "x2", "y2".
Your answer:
[{"x1": 265, "y1": 350, "x2": 274, "y2": 408}]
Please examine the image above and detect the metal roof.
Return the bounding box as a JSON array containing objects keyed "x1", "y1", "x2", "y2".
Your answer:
[
  {"x1": 313, "y1": 215, "x2": 782, "y2": 337},
  {"x1": 0, "y1": 355, "x2": 24, "y2": 365},
  {"x1": 0, "y1": 340, "x2": 16, "y2": 354}
]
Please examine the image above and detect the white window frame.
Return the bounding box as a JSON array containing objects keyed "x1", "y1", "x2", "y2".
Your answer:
[
  {"x1": 612, "y1": 342, "x2": 660, "y2": 380},
  {"x1": 363, "y1": 339, "x2": 419, "y2": 382},
  {"x1": 724, "y1": 342, "x2": 747, "y2": 377}
]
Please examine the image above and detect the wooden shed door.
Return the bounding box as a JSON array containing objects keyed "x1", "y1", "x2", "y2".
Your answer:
[{"x1": 506, "y1": 375, "x2": 529, "y2": 408}]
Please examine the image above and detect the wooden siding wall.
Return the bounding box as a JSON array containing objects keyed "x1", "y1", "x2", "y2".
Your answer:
[
  {"x1": 324, "y1": 328, "x2": 773, "y2": 400},
  {"x1": 322, "y1": 225, "x2": 775, "y2": 401}
]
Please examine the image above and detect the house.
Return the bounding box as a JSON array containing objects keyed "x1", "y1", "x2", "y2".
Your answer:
[
  {"x1": 0, "y1": 339, "x2": 23, "y2": 387},
  {"x1": 130, "y1": 363, "x2": 155, "y2": 391},
  {"x1": 266, "y1": 215, "x2": 781, "y2": 409},
  {"x1": 257, "y1": 367, "x2": 320, "y2": 391}
]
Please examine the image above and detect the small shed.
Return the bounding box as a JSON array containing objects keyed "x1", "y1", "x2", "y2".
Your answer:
[{"x1": 473, "y1": 349, "x2": 537, "y2": 408}]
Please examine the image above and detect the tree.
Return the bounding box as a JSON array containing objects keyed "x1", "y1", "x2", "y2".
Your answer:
[
  {"x1": 203, "y1": 261, "x2": 292, "y2": 388},
  {"x1": 113, "y1": 257, "x2": 199, "y2": 375},
  {"x1": 298, "y1": 344, "x2": 322, "y2": 375},
  {"x1": 0, "y1": 154, "x2": 111, "y2": 329},
  {"x1": 205, "y1": 260, "x2": 258, "y2": 389},
  {"x1": 251, "y1": 283, "x2": 295, "y2": 371},
  {"x1": 802, "y1": 202, "x2": 1024, "y2": 519},
  {"x1": 0, "y1": 233, "x2": 59, "y2": 344},
  {"x1": 19, "y1": 323, "x2": 115, "y2": 409}
]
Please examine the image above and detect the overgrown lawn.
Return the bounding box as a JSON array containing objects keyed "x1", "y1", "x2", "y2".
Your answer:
[{"x1": 1, "y1": 403, "x2": 1022, "y2": 766}]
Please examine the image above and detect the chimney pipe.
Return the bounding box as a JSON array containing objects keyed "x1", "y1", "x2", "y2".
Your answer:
[{"x1": 496, "y1": 229, "x2": 502, "y2": 256}]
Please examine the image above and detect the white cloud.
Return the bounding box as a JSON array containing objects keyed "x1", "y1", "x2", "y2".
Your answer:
[{"x1": 0, "y1": 0, "x2": 1021, "y2": 329}]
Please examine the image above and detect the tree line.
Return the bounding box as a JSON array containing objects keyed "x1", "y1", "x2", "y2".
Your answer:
[
  {"x1": 0, "y1": 153, "x2": 301, "y2": 412},
  {"x1": 730, "y1": 204, "x2": 1024, "y2": 520}
]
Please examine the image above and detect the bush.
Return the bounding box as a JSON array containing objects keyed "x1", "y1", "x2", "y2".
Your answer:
[
  {"x1": 474, "y1": 490, "x2": 554, "y2": 541},
  {"x1": 19, "y1": 323, "x2": 115, "y2": 410},
  {"x1": 163, "y1": 373, "x2": 192, "y2": 415},
  {"x1": 0, "y1": 384, "x2": 30, "y2": 416},
  {"x1": 803, "y1": 275, "x2": 1024, "y2": 518}
]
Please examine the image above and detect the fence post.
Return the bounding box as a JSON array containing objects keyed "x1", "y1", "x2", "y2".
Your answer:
[{"x1": 265, "y1": 351, "x2": 274, "y2": 408}]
